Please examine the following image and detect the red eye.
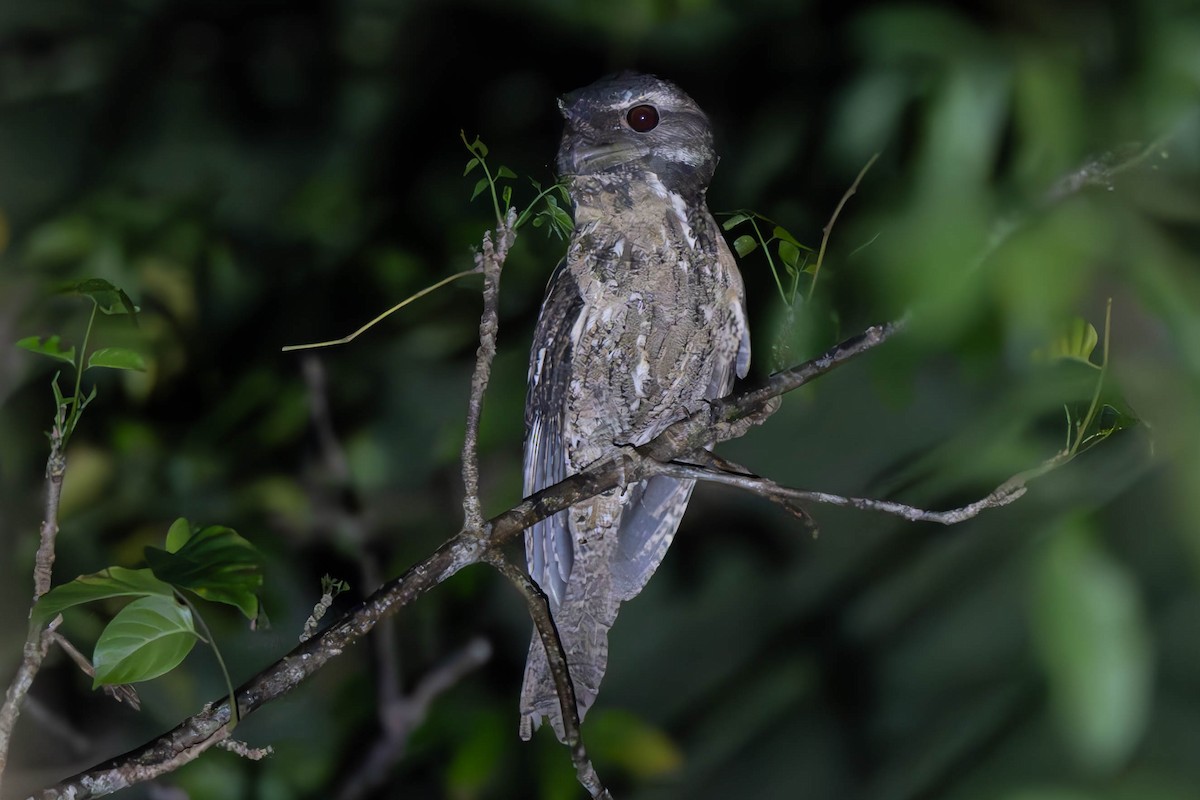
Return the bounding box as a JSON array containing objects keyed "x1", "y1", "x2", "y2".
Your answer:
[{"x1": 626, "y1": 104, "x2": 659, "y2": 132}]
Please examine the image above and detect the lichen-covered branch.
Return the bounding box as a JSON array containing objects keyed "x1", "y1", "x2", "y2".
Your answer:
[
  {"x1": 485, "y1": 553, "x2": 611, "y2": 799},
  {"x1": 461, "y1": 207, "x2": 516, "y2": 532}
]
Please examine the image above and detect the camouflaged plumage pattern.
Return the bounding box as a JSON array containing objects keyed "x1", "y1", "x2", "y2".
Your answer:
[{"x1": 520, "y1": 73, "x2": 750, "y2": 741}]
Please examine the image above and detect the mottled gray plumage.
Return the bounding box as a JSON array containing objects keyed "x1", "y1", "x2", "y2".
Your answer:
[{"x1": 520, "y1": 73, "x2": 750, "y2": 740}]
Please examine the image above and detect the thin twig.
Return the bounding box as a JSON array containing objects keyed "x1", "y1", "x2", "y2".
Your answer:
[
  {"x1": 281, "y1": 270, "x2": 478, "y2": 352},
  {"x1": 0, "y1": 422, "x2": 69, "y2": 785},
  {"x1": 461, "y1": 208, "x2": 516, "y2": 532},
  {"x1": 50, "y1": 632, "x2": 140, "y2": 709},
  {"x1": 808, "y1": 152, "x2": 880, "y2": 301},
  {"x1": 485, "y1": 553, "x2": 611, "y2": 800},
  {"x1": 335, "y1": 638, "x2": 492, "y2": 800},
  {"x1": 649, "y1": 460, "x2": 1029, "y2": 526}
]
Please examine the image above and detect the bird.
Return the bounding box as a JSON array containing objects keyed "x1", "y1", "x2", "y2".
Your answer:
[{"x1": 519, "y1": 72, "x2": 751, "y2": 741}]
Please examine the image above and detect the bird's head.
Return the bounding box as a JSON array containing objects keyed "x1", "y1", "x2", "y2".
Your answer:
[{"x1": 556, "y1": 72, "x2": 716, "y2": 196}]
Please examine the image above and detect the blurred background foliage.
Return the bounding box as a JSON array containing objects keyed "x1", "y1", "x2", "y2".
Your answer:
[{"x1": 1, "y1": 0, "x2": 1199, "y2": 798}]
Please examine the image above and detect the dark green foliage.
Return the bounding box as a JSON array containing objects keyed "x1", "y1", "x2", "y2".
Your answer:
[{"x1": 2, "y1": 1, "x2": 1199, "y2": 799}]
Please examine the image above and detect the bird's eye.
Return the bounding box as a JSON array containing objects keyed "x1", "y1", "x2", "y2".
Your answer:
[{"x1": 626, "y1": 104, "x2": 659, "y2": 133}]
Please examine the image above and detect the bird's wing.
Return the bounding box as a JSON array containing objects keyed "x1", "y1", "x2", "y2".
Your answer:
[
  {"x1": 610, "y1": 476, "x2": 695, "y2": 601},
  {"x1": 523, "y1": 259, "x2": 584, "y2": 610}
]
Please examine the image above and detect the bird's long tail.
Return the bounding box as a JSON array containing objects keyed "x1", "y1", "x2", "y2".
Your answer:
[{"x1": 519, "y1": 493, "x2": 623, "y2": 741}]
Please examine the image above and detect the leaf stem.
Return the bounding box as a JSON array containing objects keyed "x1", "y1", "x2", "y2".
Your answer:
[
  {"x1": 178, "y1": 592, "x2": 240, "y2": 727},
  {"x1": 1069, "y1": 298, "x2": 1112, "y2": 457}
]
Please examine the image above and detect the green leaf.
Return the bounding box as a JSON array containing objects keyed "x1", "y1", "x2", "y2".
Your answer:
[
  {"x1": 496, "y1": 165, "x2": 517, "y2": 180},
  {"x1": 16, "y1": 335, "x2": 76, "y2": 366},
  {"x1": 733, "y1": 235, "x2": 759, "y2": 257},
  {"x1": 86, "y1": 347, "x2": 147, "y2": 372},
  {"x1": 463, "y1": 157, "x2": 480, "y2": 176},
  {"x1": 467, "y1": 135, "x2": 488, "y2": 157},
  {"x1": 34, "y1": 566, "x2": 176, "y2": 623},
  {"x1": 778, "y1": 240, "x2": 801, "y2": 273},
  {"x1": 471, "y1": 177, "x2": 489, "y2": 201},
  {"x1": 144, "y1": 525, "x2": 264, "y2": 620},
  {"x1": 502, "y1": 184, "x2": 513, "y2": 208},
  {"x1": 62, "y1": 278, "x2": 139, "y2": 319},
  {"x1": 550, "y1": 206, "x2": 572, "y2": 236},
  {"x1": 1030, "y1": 518, "x2": 1153, "y2": 772},
  {"x1": 721, "y1": 213, "x2": 751, "y2": 231},
  {"x1": 166, "y1": 517, "x2": 193, "y2": 553},
  {"x1": 1034, "y1": 318, "x2": 1100, "y2": 366},
  {"x1": 92, "y1": 595, "x2": 198, "y2": 686},
  {"x1": 772, "y1": 225, "x2": 804, "y2": 248}
]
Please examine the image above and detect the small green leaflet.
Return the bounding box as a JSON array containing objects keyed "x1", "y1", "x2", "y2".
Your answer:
[
  {"x1": 166, "y1": 517, "x2": 193, "y2": 553},
  {"x1": 144, "y1": 525, "x2": 264, "y2": 620},
  {"x1": 59, "y1": 278, "x2": 140, "y2": 321},
  {"x1": 733, "y1": 235, "x2": 758, "y2": 257},
  {"x1": 17, "y1": 335, "x2": 76, "y2": 366},
  {"x1": 33, "y1": 566, "x2": 176, "y2": 624},
  {"x1": 87, "y1": 347, "x2": 147, "y2": 372},
  {"x1": 1034, "y1": 318, "x2": 1100, "y2": 366},
  {"x1": 92, "y1": 595, "x2": 199, "y2": 686}
]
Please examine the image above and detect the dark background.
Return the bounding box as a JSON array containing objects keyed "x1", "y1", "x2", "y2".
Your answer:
[{"x1": 2, "y1": 0, "x2": 1199, "y2": 798}]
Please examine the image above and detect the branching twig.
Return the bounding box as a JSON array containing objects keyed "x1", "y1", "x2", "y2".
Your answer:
[
  {"x1": 808, "y1": 151, "x2": 880, "y2": 301},
  {"x1": 27, "y1": 308, "x2": 910, "y2": 800},
  {"x1": 49, "y1": 632, "x2": 140, "y2": 709},
  {"x1": 335, "y1": 637, "x2": 492, "y2": 800},
  {"x1": 649, "y1": 459, "x2": 1028, "y2": 526},
  {"x1": 0, "y1": 421, "x2": 69, "y2": 784}
]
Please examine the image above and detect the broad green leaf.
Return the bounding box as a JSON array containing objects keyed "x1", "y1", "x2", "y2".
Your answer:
[
  {"x1": 496, "y1": 165, "x2": 517, "y2": 180},
  {"x1": 34, "y1": 566, "x2": 176, "y2": 623},
  {"x1": 93, "y1": 595, "x2": 198, "y2": 685},
  {"x1": 733, "y1": 235, "x2": 759, "y2": 257},
  {"x1": 87, "y1": 347, "x2": 146, "y2": 372},
  {"x1": 588, "y1": 710, "x2": 682, "y2": 779},
  {"x1": 17, "y1": 335, "x2": 76, "y2": 366},
  {"x1": 1030, "y1": 519, "x2": 1153, "y2": 772},
  {"x1": 166, "y1": 517, "x2": 193, "y2": 553},
  {"x1": 721, "y1": 212, "x2": 751, "y2": 230},
  {"x1": 144, "y1": 525, "x2": 264, "y2": 620},
  {"x1": 463, "y1": 157, "x2": 480, "y2": 176},
  {"x1": 471, "y1": 177, "x2": 489, "y2": 201}
]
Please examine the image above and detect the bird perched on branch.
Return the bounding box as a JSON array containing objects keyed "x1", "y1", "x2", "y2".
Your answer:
[{"x1": 520, "y1": 72, "x2": 750, "y2": 740}]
